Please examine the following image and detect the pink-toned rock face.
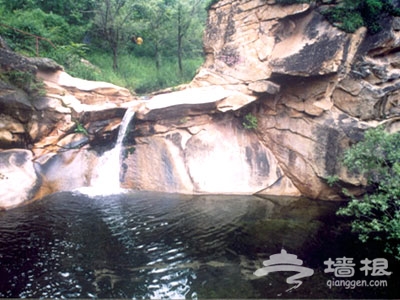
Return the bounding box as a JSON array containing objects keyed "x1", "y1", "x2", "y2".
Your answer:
[
  {"x1": 2, "y1": 0, "x2": 400, "y2": 206},
  {"x1": 121, "y1": 118, "x2": 301, "y2": 196},
  {"x1": 186, "y1": 0, "x2": 400, "y2": 199},
  {"x1": 33, "y1": 149, "x2": 98, "y2": 199},
  {"x1": 194, "y1": 0, "x2": 347, "y2": 86},
  {"x1": 37, "y1": 70, "x2": 133, "y2": 105}
]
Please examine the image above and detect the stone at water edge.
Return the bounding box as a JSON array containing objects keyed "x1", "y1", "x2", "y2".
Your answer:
[{"x1": 0, "y1": 150, "x2": 38, "y2": 209}]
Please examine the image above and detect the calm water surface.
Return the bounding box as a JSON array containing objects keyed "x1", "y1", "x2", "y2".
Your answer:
[{"x1": 0, "y1": 191, "x2": 398, "y2": 299}]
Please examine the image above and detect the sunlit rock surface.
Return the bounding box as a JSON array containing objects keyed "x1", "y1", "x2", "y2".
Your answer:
[
  {"x1": 33, "y1": 149, "x2": 98, "y2": 200},
  {"x1": 188, "y1": 0, "x2": 400, "y2": 199},
  {"x1": 0, "y1": 150, "x2": 38, "y2": 209},
  {"x1": 1, "y1": 0, "x2": 400, "y2": 208},
  {"x1": 121, "y1": 116, "x2": 300, "y2": 196}
]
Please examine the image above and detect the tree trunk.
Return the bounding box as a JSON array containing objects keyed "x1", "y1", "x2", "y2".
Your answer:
[
  {"x1": 111, "y1": 31, "x2": 119, "y2": 70},
  {"x1": 155, "y1": 42, "x2": 161, "y2": 70},
  {"x1": 112, "y1": 46, "x2": 119, "y2": 70},
  {"x1": 177, "y1": 36, "x2": 183, "y2": 77},
  {"x1": 177, "y1": 5, "x2": 183, "y2": 77}
]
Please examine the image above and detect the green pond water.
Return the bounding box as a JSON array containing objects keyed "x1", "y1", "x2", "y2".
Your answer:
[{"x1": 0, "y1": 191, "x2": 398, "y2": 299}]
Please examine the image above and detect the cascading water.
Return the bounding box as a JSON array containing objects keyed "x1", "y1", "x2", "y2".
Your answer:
[{"x1": 80, "y1": 107, "x2": 136, "y2": 196}]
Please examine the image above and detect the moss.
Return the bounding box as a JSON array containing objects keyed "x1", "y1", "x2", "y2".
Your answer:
[{"x1": 2, "y1": 70, "x2": 46, "y2": 100}]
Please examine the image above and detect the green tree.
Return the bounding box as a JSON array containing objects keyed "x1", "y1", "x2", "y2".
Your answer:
[
  {"x1": 130, "y1": 0, "x2": 205, "y2": 72},
  {"x1": 338, "y1": 127, "x2": 400, "y2": 259},
  {"x1": 92, "y1": 0, "x2": 143, "y2": 70},
  {"x1": 174, "y1": 0, "x2": 205, "y2": 76},
  {"x1": 0, "y1": 0, "x2": 96, "y2": 26},
  {"x1": 0, "y1": 0, "x2": 206, "y2": 92},
  {"x1": 137, "y1": 0, "x2": 175, "y2": 70},
  {"x1": 0, "y1": 7, "x2": 76, "y2": 55}
]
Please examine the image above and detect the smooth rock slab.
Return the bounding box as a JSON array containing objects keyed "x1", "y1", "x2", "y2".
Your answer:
[{"x1": 121, "y1": 119, "x2": 293, "y2": 195}]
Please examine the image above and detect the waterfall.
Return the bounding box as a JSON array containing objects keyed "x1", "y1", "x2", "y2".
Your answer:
[{"x1": 79, "y1": 107, "x2": 136, "y2": 196}]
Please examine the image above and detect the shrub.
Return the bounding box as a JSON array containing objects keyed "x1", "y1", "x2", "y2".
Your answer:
[
  {"x1": 242, "y1": 113, "x2": 258, "y2": 130},
  {"x1": 46, "y1": 43, "x2": 102, "y2": 81},
  {"x1": 85, "y1": 52, "x2": 203, "y2": 94},
  {"x1": 2, "y1": 70, "x2": 46, "y2": 99},
  {"x1": 73, "y1": 120, "x2": 88, "y2": 136},
  {"x1": 322, "y1": 0, "x2": 400, "y2": 34},
  {"x1": 338, "y1": 127, "x2": 400, "y2": 260},
  {"x1": 322, "y1": 8, "x2": 364, "y2": 33},
  {"x1": 0, "y1": 8, "x2": 82, "y2": 55}
]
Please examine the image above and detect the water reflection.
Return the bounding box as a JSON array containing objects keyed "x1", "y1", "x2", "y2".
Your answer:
[{"x1": 0, "y1": 192, "x2": 398, "y2": 299}]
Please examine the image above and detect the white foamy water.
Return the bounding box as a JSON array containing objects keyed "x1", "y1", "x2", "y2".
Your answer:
[{"x1": 78, "y1": 107, "x2": 136, "y2": 196}]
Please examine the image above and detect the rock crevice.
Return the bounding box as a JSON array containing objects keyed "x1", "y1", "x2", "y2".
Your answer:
[{"x1": 2, "y1": 0, "x2": 400, "y2": 208}]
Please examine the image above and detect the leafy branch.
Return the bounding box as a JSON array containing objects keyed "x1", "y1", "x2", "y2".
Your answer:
[{"x1": 336, "y1": 127, "x2": 400, "y2": 260}]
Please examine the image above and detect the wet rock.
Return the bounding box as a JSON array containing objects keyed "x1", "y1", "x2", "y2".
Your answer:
[
  {"x1": 3, "y1": 0, "x2": 400, "y2": 205},
  {"x1": 0, "y1": 80, "x2": 33, "y2": 123},
  {"x1": 0, "y1": 114, "x2": 26, "y2": 148},
  {"x1": 0, "y1": 150, "x2": 38, "y2": 209},
  {"x1": 121, "y1": 115, "x2": 300, "y2": 196},
  {"x1": 34, "y1": 149, "x2": 97, "y2": 198},
  {"x1": 57, "y1": 133, "x2": 89, "y2": 150},
  {"x1": 0, "y1": 48, "x2": 36, "y2": 73}
]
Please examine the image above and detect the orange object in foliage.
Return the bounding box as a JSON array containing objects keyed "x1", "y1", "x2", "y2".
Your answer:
[{"x1": 131, "y1": 35, "x2": 143, "y2": 45}]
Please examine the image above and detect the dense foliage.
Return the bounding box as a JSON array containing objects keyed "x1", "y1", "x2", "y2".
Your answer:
[
  {"x1": 322, "y1": 0, "x2": 400, "y2": 33},
  {"x1": 338, "y1": 127, "x2": 400, "y2": 260},
  {"x1": 266, "y1": 0, "x2": 400, "y2": 33},
  {"x1": 2, "y1": 0, "x2": 399, "y2": 93},
  {"x1": 0, "y1": 0, "x2": 207, "y2": 93}
]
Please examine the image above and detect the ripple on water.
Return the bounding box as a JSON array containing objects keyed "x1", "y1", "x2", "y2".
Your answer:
[
  {"x1": 2, "y1": 192, "x2": 259, "y2": 298},
  {"x1": 1, "y1": 192, "x2": 395, "y2": 299}
]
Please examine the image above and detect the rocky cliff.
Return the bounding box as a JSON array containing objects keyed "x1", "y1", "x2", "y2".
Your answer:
[
  {"x1": 1, "y1": 0, "x2": 400, "y2": 209},
  {"x1": 189, "y1": 0, "x2": 400, "y2": 198}
]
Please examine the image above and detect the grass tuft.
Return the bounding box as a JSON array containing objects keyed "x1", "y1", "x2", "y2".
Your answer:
[{"x1": 70, "y1": 52, "x2": 203, "y2": 95}]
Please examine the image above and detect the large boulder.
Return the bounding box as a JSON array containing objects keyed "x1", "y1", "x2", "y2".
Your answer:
[
  {"x1": 0, "y1": 150, "x2": 38, "y2": 209},
  {"x1": 0, "y1": 47, "x2": 139, "y2": 205},
  {"x1": 33, "y1": 149, "x2": 98, "y2": 198},
  {"x1": 121, "y1": 113, "x2": 300, "y2": 196},
  {"x1": 37, "y1": 70, "x2": 133, "y2": 106}
]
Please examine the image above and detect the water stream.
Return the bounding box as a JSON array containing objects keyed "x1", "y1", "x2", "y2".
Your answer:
[
  {"x1": 0, "y1": 192, "x2": 398, "y2": 299},
  {"x1": 81, "y1": 107, "x2": 136, "y2": 196},
  {"x1": 1, "y1": 103, "x2": 398, "y2": 298}
]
